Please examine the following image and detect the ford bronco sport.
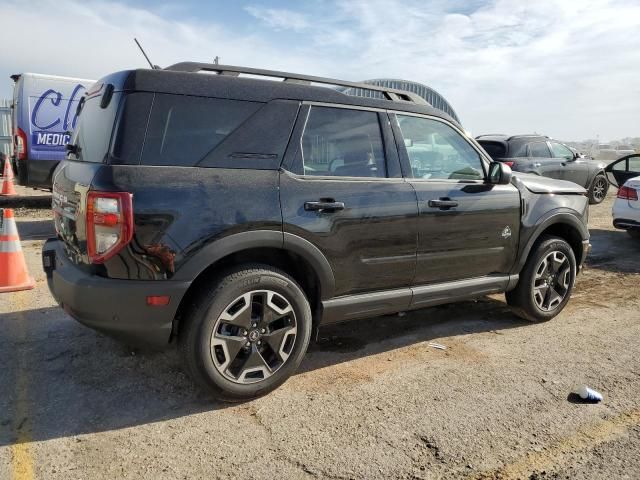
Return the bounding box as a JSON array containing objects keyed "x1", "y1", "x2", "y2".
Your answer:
[{"x1": 43, "y1": 63, "x2": 591, "y2": 400}]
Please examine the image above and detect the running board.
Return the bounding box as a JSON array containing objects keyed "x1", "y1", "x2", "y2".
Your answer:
[{"x1": 320, "y1": 274, "x2": 517, "y2": 325}]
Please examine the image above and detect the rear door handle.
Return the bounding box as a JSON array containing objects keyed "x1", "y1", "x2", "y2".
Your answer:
[
  {"x1": 304, "y1": 200, "x2": 345, "y2": 212},
  {"x1": 428, "y1": 198, "x2": 458, "y2": 209}
]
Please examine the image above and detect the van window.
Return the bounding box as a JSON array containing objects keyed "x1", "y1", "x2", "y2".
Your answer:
[
  {"x1": 141, "y1": 94, "x2": 261, "y2": 167},
  {"x1": 70, "y1": 93, "x2": 122, "y2": 163},
  {"x1": 299, "y1": 106, "x2": 387, "y2": 178}
]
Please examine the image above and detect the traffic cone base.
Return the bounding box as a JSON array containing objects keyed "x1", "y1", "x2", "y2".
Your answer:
[
  {"x1": 1, "y1": 159, "x2": 17, "y2": 196},
  {"x1": 0, "y1": 208, "x2": 35, "y2": 293}
]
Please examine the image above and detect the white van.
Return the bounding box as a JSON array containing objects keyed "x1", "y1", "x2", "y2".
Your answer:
[{"x1": 11, "y1": 73, "x2": 95, "y2": 188}]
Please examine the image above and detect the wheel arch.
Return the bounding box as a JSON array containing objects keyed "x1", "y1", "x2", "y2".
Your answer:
[
  {"x1": 515, "y1": 213, "x2": 588, "y2": 274},
  {"x1": 171, "y1": 230, "x2": 335, "y2": 341}
]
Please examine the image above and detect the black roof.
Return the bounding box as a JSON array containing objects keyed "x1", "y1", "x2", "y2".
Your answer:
[
  {"x1": 105, "y1": 63, "x2": 457, "y2": 125},
  {"x1": 476, "y1": 134, "x2": 549, "y2": 142}
]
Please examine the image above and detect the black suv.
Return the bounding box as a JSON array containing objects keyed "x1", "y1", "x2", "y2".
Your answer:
[
  {"x1": 43, "y1": 64, "x2": 590, "y2": 400},
  {"x1": 476, "y1": 134, "x2": 609, "y2": 204}
]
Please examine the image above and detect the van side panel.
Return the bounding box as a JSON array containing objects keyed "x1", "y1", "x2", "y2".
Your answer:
[{"x1": 14, "y1": 73, "x2": 95, "y2": 187}]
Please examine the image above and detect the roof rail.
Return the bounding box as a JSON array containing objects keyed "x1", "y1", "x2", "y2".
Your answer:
[
  {"x1": 506, "y1": 134, "x2": 549, "y2": 141},
  {"x1": 164, "y1": 62, "x2": 429, "y2": 106}
]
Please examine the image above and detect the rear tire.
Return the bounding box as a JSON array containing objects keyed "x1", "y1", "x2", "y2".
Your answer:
[
  {"x1": 588, "y1": 173, "x2": 608, "y2": 204},
  {"x1": 506, "y1": 235, "x2": 577, "y2": 322},
  {"x1": 179, "y1": 265, "x2": 312, "y2": 401}
]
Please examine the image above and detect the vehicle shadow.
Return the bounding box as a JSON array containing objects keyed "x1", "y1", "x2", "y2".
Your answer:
[
  {"x1": 15, "y1": 218, "x2": 55, "y2": 241},
  {"x1": 586, "y1": 228, "x2": 640, "y2": 273},
  {"x1": 0, "y1": 297, "x2": 527, "y2": 446}
]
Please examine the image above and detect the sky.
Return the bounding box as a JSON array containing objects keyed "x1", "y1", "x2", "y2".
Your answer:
[{"x1": 1, "y1": 0, "x2": 639, "y2": 141}]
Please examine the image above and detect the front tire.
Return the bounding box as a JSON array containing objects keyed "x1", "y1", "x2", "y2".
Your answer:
[
  {"x1": 179, "y1": 265, "x2": 312, "y2": 401},
  {"x1": 588, "y1": 173, "x2": 608, "y2": 204},
  {"x1": 506, "y1": 235, "x2": 577, "y2": 322}
]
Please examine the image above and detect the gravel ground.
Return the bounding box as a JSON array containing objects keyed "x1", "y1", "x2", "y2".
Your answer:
[{"x1": 1, "y1": 191, "x2": 639, "y2": 480}]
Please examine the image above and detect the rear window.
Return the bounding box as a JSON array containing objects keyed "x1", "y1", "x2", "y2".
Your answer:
[
  {"x1": 478, "y1": 141, "x2": 506, "y2": 159},
  {"x1": 141, "y1": 94, "x2": 261, "y2": 167},
  {"x1": 70, "y1": 92, "x2": 122, "y2": 163}
]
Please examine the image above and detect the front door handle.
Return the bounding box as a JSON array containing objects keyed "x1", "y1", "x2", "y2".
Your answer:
[
  {"x1": 428, "y1": 198, "x2": 458, "y2": 209},
  {"x1": 304, "y1": 200, "x2": 345, "y2": 212}
]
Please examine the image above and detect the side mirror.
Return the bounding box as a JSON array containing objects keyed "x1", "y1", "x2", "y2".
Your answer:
[{"x1": 488, "y1": 161, "x2": 512, "y2": 185}]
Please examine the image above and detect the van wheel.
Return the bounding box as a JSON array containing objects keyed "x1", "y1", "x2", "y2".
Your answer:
[
  {"x1": 179, "y1": 265, "x2": 312, "y2": 401},
  {"x1": 588, "y1": 173, "x2": 608, "y2": 204},
  {"x1": 506, "y1": 235, "x2": 576, "y2": 322}
]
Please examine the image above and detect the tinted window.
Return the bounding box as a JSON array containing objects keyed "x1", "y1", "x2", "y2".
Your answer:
[
  {"x1": 528, "y1": 142, "x2": 551, "y2": 158},
  {"x1": 550, "y1": 142, "x2": 573, "y2": 160},
  {"x1": 396, "y1": 115, "x2": 484, "y2": 180},
  {"x1": 141, "y1": 94, "x2": 261, "y2": 167},
  {"x1": 478, "y1": 141, "x2": 506, "y2": 159},
  {"x1": 299, "y1": 107, "x2": 386, "y2": 178},
  {"x1": 70, "y1": 93, "x2": 122, "y2": 163}
]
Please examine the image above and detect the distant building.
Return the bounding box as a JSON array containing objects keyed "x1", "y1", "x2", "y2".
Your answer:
[{"x1": 340, "y1": 78, "x2": 461, "y2": 124}]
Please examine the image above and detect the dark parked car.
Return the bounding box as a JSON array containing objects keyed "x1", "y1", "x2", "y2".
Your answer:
[
  {"x1": 476, "y1": 134, "x2": 609, "y2": 204},
  {"x1": 43, "y1": 64, "x2": 591, "y2": 400}
]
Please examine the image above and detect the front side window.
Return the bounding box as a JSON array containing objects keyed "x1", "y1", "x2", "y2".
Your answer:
[
  {"x1": 396, "y1": 115, "x2": 484, "y2": 180},
  {"x1": 550, "y1": 142, "x2": 574, "y2": 160},
  {"x1": 299, "y1": 107, "x2": 387, "y2": 178},
  {"x1": 528, "y1": 142, "x2": 552, "y2": 158}
]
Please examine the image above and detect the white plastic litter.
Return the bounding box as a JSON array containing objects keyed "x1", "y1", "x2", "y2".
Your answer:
[
  {"x1": 574, "y1": 385, "x2": 603, "y2": 402},
  {"x1": 427, "y1": 342, "x2": 447, "y2": 350}
]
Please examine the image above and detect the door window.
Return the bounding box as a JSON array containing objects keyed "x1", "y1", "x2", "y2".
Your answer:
[
  {"x1": 395, "y1": 115, "x2": 484, "y2": 180},
  {"x1": 299, "y1": 107, "x2": 387, "y2": 178},
  {"x1": 550, "y1": 142, "x2": 574, "y2": 160},
  {"x1": 628, "y1": 157, "x2": 640, "y2": 171},
  {"x1": 528, "y1": 142, "x2": 552, "y2": 158}
]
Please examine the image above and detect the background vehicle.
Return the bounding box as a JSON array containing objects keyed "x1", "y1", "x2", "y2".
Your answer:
[
  {"x1": 605, "y1": 154, "x2": 640, "y2": 237},
  {"x1": 43, "y1": 64, "x2": 590, "y2": 400},
  {"x1": 476, "y1": 134, "x2": 609, "y2": 204},
  {"x1": 11, "y1": 72, "x2": 94, "y2": 188}
]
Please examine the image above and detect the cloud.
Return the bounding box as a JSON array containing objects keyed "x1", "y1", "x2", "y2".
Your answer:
[
  {"x1": 1, "y1": 0, "x2": 638, "y2": 140},
  {"x1": 244, "y1": 6, "x2": 309, "y2": 32}
]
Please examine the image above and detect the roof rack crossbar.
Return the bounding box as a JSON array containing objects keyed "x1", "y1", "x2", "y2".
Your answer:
[{"x1": 164, "y1": 62, "x2": 429, "y2": 105}]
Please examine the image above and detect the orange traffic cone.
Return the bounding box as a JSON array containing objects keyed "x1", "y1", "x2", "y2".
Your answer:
[
  {"x1": 1, "y1": 159, "x2": 17, "y2": 196},
  {"x1": 0, "y1": 208, "x2": 35, "y2": 293}
]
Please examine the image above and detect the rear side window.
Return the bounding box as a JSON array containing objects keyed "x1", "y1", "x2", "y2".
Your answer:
[
  {"x1": 299, "y1": 106, "x2": 387, "y2": 178},
  {"x1": 528, "y1": 142, "x2": 552, "y2": 158},
  {"x1": 478, "y1": 141, "x2": 506, "y2": 159},
  {"x1": 70, "y1": 92, "x2": 122, "y2": 163},
  {"x1": 141, "y1": 95, "x2": 261, "y2": 167}
]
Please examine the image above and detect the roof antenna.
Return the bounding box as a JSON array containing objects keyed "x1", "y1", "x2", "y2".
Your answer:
[{"x1": 134, "y1": 38, "x2": 160, "y2": 70}]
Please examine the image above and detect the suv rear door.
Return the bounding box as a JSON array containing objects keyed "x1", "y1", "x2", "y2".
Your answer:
[
  {"x1": 390, "y1": 113, "x2": 520, "y2": 285},
  {"x1": 280, "y1": 104, "x2": 418, "y2": 299},
  {"x1": 527, "y1": 141, "x2": 564, "y2": 179}
]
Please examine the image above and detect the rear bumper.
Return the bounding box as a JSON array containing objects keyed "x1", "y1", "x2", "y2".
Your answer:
[
  {"x1": 613, "y1": 218, "x2": 640, "y2": 231},
  {"x1": 42, "y1": 238, "x2": 190, "y2": 346}
]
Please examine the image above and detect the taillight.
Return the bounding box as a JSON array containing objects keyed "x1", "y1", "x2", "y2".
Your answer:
[
  {"x1": 86, "y1": 191, "x2": 134, "y2": 263},
  {"x1": 15, "y1": 127, "x2": 27, "y2": 160},
  {"x1": 617, "y1": 186, "x2": 638, "y2": 201},
  {"x1": 503, "y1": 161, "x2": 515, "y2": 168}
]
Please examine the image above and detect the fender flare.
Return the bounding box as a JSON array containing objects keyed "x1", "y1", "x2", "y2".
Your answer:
[
  {"x1": 514, "y1": 210, "x2": 589, "y2": 273},
  {"x1": 174, "y1": 230, "x2": 336, "y2": 299}
]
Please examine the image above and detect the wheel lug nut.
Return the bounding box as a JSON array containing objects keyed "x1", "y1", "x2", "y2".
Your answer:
[
  {"x1": 257, "y1": 340, "x2": 261, "y2": 346},
  {"x1": 242, "y1": 330, "x2": 247, "y2": 336},
  {"x1": 261, "y1": 328, "x2": 266, "y2": 334},
  {"x1": 245, "y1": 342, "x2": 250, "y2": 347},
  {"x1": 252, "y1": 323, "x2": 257, "y2": 328}
]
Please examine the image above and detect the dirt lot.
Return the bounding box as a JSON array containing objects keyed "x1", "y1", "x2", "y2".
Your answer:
[{"x1": 1, "y1": 190, "x2": 639, "y2": 480}]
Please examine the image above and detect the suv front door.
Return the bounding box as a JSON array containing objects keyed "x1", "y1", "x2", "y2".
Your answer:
[
  {"x1": 391, "y1": 113, "x2": 521, "y2": 286},
  {"x1": 280, "y1": 105, "x2": 418, "y2": 299},
  {"x1": 549, "y1": 141, "x2": 589, "y2": 187}
]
